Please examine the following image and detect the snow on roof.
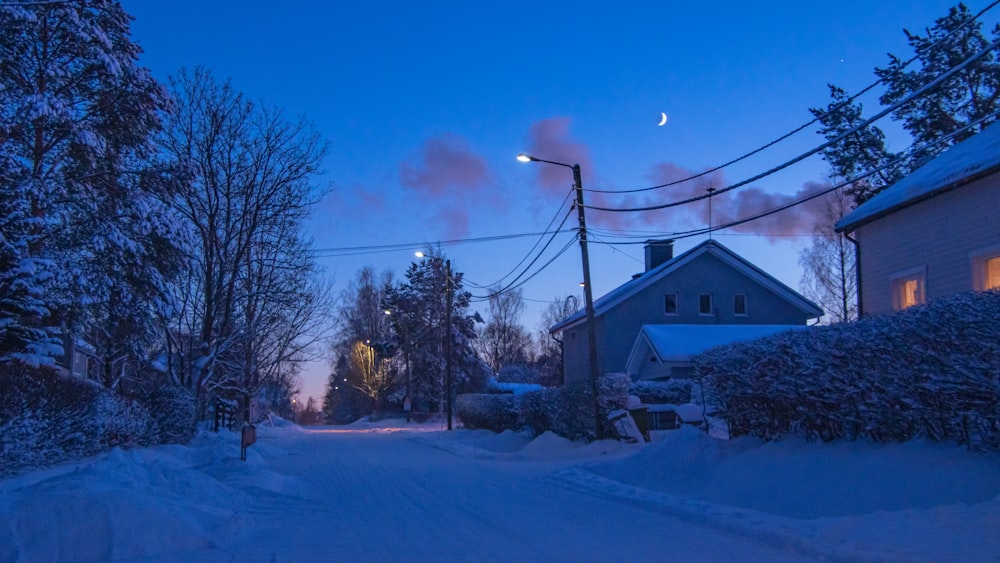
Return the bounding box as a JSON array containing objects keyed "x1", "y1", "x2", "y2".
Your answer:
[
  {"x1": 550, "y1": 240, "x2": 821, "y2": 332},
  {"x1": 837, "y1": 121, "x2": 1000, "y2": 232},
  {"x1": 632, "y1": 324, "x2": 808, "y2": 364}
]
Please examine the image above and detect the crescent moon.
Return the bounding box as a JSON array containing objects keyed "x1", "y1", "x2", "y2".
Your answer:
[{"x1": 657, "y1": 112, "x2": 668, "y2": 126}]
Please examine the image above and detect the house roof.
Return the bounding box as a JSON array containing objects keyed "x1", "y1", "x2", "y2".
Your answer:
[
  {"x1": 549, "y1": 239, "x2": 823, "y2": 333},
  {"x1": 836, "y1": 121, "x2": 1000, "y2": 233},
  {"x1": 624, "y1": 324, "x2": 808, "y2": 375}
]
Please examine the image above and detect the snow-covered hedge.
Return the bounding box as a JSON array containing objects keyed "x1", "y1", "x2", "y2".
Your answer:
[
  {"x1": 146, "y1": 385, "x2": 197, "y2": 444},
  {"x1": 629, "y1": 379, "x2": 693, "y2": 405},
  {"x1": 456, "y1": 373, "x2": 631, "y2": 441},
  {"x1": 694, "y1": 290, "x2": 1000, "y2": 448},
  {"x1": 0, "y1": 367, "x2": 194, "y2": 477},
  {"x1": 456, "y1": 393, "x2": 519, "y2": 433}
]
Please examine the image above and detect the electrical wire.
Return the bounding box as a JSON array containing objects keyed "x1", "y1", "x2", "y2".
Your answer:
[
  {"x1": 309, "y1": 229, "x2": 575, "y2": 258},
  {"x1": 464, "y1": 187, "x2": 575, "y2": 289},
  {"x1": 580, "y1": 0, "x2": 1000, "y2": 196},
  {"x1": 466, "y1": 208, "x2": 577, "y2": 300},
  {"x1": 468, "y1": 236, "x2": 578, "y2": 302},
  {"x1": 614, "y1": 109, "x2": 1000, "y2": 244},
  {"x1": 583, "y1": 36, "x2": 1000, "y2": 214}
]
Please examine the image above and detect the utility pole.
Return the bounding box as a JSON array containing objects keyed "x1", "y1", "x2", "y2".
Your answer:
[
  {"x1": 518, "y1": 154, "x2": 602, "y2": 439},
  {"x1": 572, "y1": 164, "x2": 602, "y2": 440},
  {"x1": 445, "y1": 259, "x2": 454, "y2": 431},
  {"x1": 707, "y1": 186, "x2": 716, "y2": 240}
]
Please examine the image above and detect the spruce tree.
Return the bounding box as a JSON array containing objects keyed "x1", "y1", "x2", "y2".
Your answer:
[
  {"x1": 0, "y1": 1, "x2": 178, "y2": 368},
  {"x1": 875, "y1": 3, "x2": 1000, "y2": 159},
  {"x1": 810, "y1": 85, "x2": 903, "y2": 205}
]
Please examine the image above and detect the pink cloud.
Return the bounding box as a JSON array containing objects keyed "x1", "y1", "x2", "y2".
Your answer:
[
  {"x1": 400, "y1": 134, "x2": 492, "y2": 195},
  {"x1": 524, "y1": 118, "x2": 595, "y2": 196},
  {"x1": 590, "y1": 161, "x2": 832, "y2": 241},
  {"x1": 398, "y1": 134, "x2": 499, "y2": 237}
]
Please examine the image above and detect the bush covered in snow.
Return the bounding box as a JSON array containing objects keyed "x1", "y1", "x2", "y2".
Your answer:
[
  {"x1": 146, "y1": 385, "x2": 197, "y2": 444},
  {"x1": 694, "y1": 290, "x2": 1000, "y2": 448},
  {"x1": 455, "y1": 373, "x2": 631, "y2": 441},
  {"x1": 520, "y1": 373, "x2": 631, "y2": 441},
  {"x1": 0, "y1": 366, "x2": 196, "y2": 477},
  {"x1": 629, "y1": 379, "x2": 693, "y2": 405},
  {"x1": 456, "y1": 393, "x2": 520, "y2": 432}
]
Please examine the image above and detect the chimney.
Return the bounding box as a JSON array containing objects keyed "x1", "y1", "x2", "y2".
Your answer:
[{"x1": 644, "y1": 239, "x2": 674, "y2": 272}]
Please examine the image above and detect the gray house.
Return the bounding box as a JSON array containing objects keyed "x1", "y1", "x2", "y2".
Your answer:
[
  {"x1": 836, "y1": 122, "x2": 1000, "y2": 314},
  {"x1": 550, "y1": 239, "x2": 822, "y2": 384}
]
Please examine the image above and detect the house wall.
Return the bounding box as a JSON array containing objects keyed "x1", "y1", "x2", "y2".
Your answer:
[
  {"x1": 856, "y1": 175, "x2": 1000, "y2": 315},
  {"x1": 562, "y1": 252, "x2": 814, "y2": 384}
]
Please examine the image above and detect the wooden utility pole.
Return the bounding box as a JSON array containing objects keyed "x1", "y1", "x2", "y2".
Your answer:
[{"x1": 445, "y1": 259, "x2": 454, "y2": 431}]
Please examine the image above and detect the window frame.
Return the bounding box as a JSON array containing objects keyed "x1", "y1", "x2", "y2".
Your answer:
[
  {"x1": 663, "y1": 292, "x2": 679, "y2": 316},
  {"x1": 890, "y1": 266, "x2": 926, "y2": 311},
  {"x1": 733, "y1": 293, "x2": 748, "y2": 316},
  {"x1": 970, "y1": 244, "x2": 1000, "y2": 291},
  {"x1": 698, "y1": 293, "x2": 713, "y2": 316}
]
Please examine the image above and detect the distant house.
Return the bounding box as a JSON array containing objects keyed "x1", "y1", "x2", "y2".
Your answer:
[
  {"x1": 625, "y1": 324, "x2": 808, "y2": 381},
  {"x1": 836, "y1": 122, "x2": 1000, "y2": 315},
  {"x1": 550, "y1": 239, "x2": 822, "y2": 384}
]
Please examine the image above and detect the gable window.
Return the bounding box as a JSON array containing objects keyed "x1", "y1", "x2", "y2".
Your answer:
[
  {"x1": 664, "y1": 293, "x2": 678, "y2": 315},
  {"x1": 734, "y1": 293, "x2": 748, "y2": 316},
  {"x1": 891, "y1": 267, "x2": 925, "y2": 310},
  {"x1": 699, "y1": 293, "x2": 713, "y2": 315}
]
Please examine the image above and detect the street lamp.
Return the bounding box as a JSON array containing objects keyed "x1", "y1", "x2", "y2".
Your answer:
[{"x1": 517, "y1": 153, "x2": 602, "y2": 438}]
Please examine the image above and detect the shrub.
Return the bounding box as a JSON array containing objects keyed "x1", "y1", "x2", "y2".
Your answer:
[
  {"x1": 629, "y1": 379, "x2": 692, "y2": 404},
  {"x1": 145, "y1": 385, "x2": 197, "y2": 444},
  {"x1": 456, "y1": 394, "x2": 520, "y2": 432},
  {"x1": 694, "y1": 290, "x2": 1000, "y2": 448},
  {"x1": 0, "y1": 365, "x2": 161, "y2": 477}
]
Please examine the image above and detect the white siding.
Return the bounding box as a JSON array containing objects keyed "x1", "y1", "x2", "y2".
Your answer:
[{"x1": 857, "y1": 175, "x2": 1000, "y2": 315}]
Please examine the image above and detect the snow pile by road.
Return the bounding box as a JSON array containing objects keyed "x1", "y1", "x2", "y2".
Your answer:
[{"x1": 1, "y1": 419, "x2": 999, "y2": 561}]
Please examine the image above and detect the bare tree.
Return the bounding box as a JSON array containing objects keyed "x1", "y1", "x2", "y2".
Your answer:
[
  {"x1": 535, "y1": 295, "x2": 580, "y2": 386},
  {"x1": 159, "y1": 67, "x2": 329, "y2": 418},
  {"x1": 477, "y1": 287, "x2": 532, "y2": 374},
  {"x1": 799, "y1": 189, "x2": 858, "y2": 323}
]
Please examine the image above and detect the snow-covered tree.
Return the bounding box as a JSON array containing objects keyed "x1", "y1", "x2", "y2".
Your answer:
[
  {"x1": 0, "y1": 0, "x2": 178, "y2": 369},
  {"x1": 383, "y1": 251, "x2": 486, "y2": 412}
]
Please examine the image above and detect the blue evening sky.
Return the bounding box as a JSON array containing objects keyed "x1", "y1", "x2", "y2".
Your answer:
[{"x1": 123, "y1": 1, "x2": 981, "y2": 400}]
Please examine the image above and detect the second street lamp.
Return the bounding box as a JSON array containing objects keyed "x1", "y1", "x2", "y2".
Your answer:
[{"x1": 517, "y1": 153, "x2": 602, "y2": 438}]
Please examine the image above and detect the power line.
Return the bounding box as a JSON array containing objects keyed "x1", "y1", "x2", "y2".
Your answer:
[
  {"x1": 580, "y1": 0, "x2": 1000, "y2": 197},
  {"x1": 649, "y1": 109, "x2": 1000, "y2": 243},
  {"x1": 465, "y1": 208, "x2": 575, "y2": 299},
  {"x1": 308, "y1": 229, "x2": 575, "y2": 258},
  {"x1": 583, "y1": 35, "x2": 1000, "y2": 214},
  {"x1": 464, "y1": 187, "x2": 574, "y2": 290}
]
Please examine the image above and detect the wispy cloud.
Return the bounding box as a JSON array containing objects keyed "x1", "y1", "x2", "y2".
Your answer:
[
  {"x1": 523, "y1": 117, "x2": 595, "y2": 196},
  {"x1": 398, "y1": 134, "x2": 497, "y2": 237}
]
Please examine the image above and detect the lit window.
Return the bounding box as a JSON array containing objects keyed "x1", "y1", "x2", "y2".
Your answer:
[
  {"x1": 987, "y1": 256, "x2": 1000, "y2": 290},
  {"x1": 664, "y1": 293, "x2": 678, "y2": 315},
  {"x1": 734, "y1": 293, "x2": 748, "y2": 315},
  {"x1": 892, "y1": 271, "x2": 925, "y2": 310},
  {"x1": 699, "y1": 293, "x2": 713, "y2": 315}
]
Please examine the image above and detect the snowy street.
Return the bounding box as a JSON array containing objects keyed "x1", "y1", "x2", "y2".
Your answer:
[
  {"x1": 3, "y1": 419, "x2": 1000, "y2": 562},
  {"x1": 213, "y1": 425, "x2": 801, "y2": 562}
]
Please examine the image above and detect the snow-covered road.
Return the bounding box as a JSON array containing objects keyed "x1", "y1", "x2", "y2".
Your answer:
[
  {"x1": 4, "y1": 419, "x2": 999, "y2": 561},
  {"x1": 186, "y1": 426, "x2": 803, "y2": 561}
]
